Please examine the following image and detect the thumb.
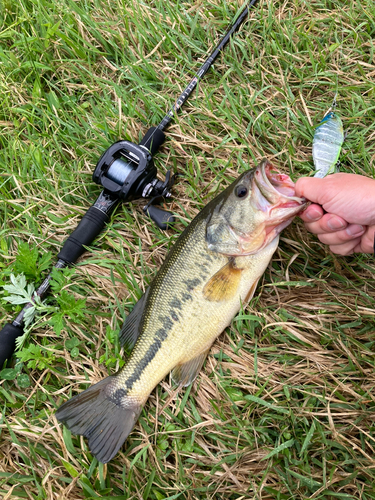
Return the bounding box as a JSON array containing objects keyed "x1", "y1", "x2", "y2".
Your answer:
[{"x1": 295, "y1": 177, "x2": 327, "y2": 204}]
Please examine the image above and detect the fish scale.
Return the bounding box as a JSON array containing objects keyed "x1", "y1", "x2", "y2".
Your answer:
[
  {"x1": 56, "y1": 160, "x2": 306, "y2": 463},
  {"x1": 113, "y1": 217, "x2": 276, "y2": 403}
]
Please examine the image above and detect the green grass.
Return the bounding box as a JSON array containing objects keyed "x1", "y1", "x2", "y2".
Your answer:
[{"x1": 1, "y1": 0, "x2": 375, "y2": 498}]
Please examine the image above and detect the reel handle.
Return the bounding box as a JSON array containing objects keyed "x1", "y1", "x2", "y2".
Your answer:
[{"x1": 144, "y1": 204, "x2": 175, "y2": 230}]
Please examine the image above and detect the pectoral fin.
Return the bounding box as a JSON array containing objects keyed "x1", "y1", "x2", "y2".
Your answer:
[
  {"x1": 119, "y1": 288, "x2": 149, "y2": 349},
  {"x1": 203, "y1": 261, "x2": 242, "y2": 302},
  {"x1": 171, "y1": 349, "x2": 210, "y2": 387}
]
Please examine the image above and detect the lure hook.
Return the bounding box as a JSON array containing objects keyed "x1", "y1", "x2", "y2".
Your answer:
[{"x1": 323, "y1": 92, "x2": 338, "y2": 118}]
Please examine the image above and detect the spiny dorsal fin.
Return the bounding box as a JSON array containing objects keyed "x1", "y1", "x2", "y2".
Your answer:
[
  {"x1": 119, "y1": 288, "x2": 149, "y2": 349},
  {"x1": 171, "y1": 349, "x2": 210, "y2": 388},
  {"x1": 203, "y1": 260, "x2": 242, "y2": 302}
]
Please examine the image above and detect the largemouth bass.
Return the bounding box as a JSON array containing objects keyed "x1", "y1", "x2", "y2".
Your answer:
[{"x1": 56, "y1": 159, "x2": 306, "y2": 463}]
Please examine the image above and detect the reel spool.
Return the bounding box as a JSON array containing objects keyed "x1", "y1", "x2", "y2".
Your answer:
[{"x1": 93, "y1": 127, "x2": 176, "y2": 229}]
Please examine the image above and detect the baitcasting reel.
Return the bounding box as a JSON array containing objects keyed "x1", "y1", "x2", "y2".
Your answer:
[{"x1": 93, "y1": 126, "x2": 176, "y2": 229}]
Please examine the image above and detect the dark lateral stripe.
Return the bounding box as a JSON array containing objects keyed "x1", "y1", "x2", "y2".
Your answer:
[
  {"x1": 124, "y1": 310, "x2": 178, "y2": 393},
  {"x1": 123, "y1": 285, "x2": 200, "y2": 395},
  {"x1": 184, "y1": 278, "x2": 201, "y2": 290},
  {"x1": 125, "y1": 327, "x2": 168, "y2": 392},
  {"x1": 182, "y1": 292, "x2": 192, "y2": 302},
  {"x1": 170, "y1": 298, "x2": 182, "y2": 310}
]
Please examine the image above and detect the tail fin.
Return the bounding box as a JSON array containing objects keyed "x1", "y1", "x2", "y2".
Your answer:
[{"x1": 56, "y1": 377, "x2": 141, "y2": 463}]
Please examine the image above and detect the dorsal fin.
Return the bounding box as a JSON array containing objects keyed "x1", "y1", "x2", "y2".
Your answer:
[{"x1": 119, "y1": 288, "x2": 149, "y2": 350}]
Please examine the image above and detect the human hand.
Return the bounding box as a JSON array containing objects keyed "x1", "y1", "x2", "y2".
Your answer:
[{"x1": 295, "y1": 173, "x2": 375, "y2": 255}]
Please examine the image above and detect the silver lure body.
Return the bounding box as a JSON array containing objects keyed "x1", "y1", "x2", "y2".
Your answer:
[{"x1": 312, "y1": 112, "x2": 344, "y2": 178}]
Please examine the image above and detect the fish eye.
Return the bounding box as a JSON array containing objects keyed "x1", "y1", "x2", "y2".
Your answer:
[{"x1": 235, "y1": 185, "x2": 248, "y2": 198}]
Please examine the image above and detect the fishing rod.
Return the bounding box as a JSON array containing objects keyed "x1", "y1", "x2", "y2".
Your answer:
[{"x1": 0, "y1": 0, "x2": 259, "y2": 368}]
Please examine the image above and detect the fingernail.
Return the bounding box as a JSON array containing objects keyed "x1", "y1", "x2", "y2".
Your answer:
[
  {"x1": 305, "y1": 209, "x2": 321, "y2": 221},
  {"x1": 327, "y1": 218, "x2": 346, "y2": 230},
  {"x1": 346, "y1": 225, "x2": 364, "y2": 236}
]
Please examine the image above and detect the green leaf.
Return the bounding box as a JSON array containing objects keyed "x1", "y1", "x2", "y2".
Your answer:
[
  {"x1": 48, "y1": 312, "x2": 65, "y2": 335},
  {"x1": 49, "y1": 267, "x2": 66, "y2": 293},
  {"x1": 15, "y1": 331, "x2": 29, "y2": 351},
  {"x1": 244, "y1": 394, "x2": 289, "y2": 414},
  {"x1": 300, "y1": 421, "x2": 316, "y2": 456},
  {"x1": 17, "y1": 344, "x2": 56, "y2": 370},
  {"x1": 38, "y1": 251, "x2": 53, "y2": 273},
  {"x1": 286, "y1": 468, "x2": 322, "y2": 489},
  {"x1": 154, "y1": 493, "x2": 165, "y2": 500},
  {"x1": 14, "y1": 242, "x2": 39, "y2": 280},
  {"x1": 70, "y1": 347, "x2": 79, "y2": 358},
  {"x1": 329, "y1": 42, "x2": 340, "y2": 52},
  {"x1": 262, "y1": 439, "x2": 295, "y2": 460},
  {"x1": 4, "y1": 273, "x2": 27, "y2": 296},
  {"x1": 65, "y1": 337, "x2": 80, "y2": 350},
  {"x1": 3, "y1": 274, "x2": 35, "y2": 308},
  {"x1": 143, "y1": 469, "x2": 156, "y2": 499},
  {"x1": 0, "y1": 368, "x2": 18, "y2": 380},
  {"x1": 3, "y1": 294, "x2": 31, "y2": 305},
  {"x1": 16, "y1": 373, "x2": 31, "y2": 388},
  {"x1": 23, "y1": 305, "x2": 37, "y2": 327},
  {"x1": 61, "y1": 458, "x2": 79, "y2": 478},
  {"x1": 57, "y1": 290, "x2": 86, "y2": 321}
]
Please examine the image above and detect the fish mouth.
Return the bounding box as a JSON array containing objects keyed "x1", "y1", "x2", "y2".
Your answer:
[
  {"x1": 254, "y1": 160, "x2": 302, "y2": 206},
  {"x1": 237, "y1": 159, "x2": 306, "y2": 255},
  {"x1": 255, "y1": 159, "x2": 306, "y2": 237}
]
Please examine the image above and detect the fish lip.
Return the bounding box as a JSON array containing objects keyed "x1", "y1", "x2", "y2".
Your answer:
[
  {"x1": 235, "y1": 159, "x2": 307, "y2": 255},
  {"x1": 257, "y1": 160, "x2": 307, "y2": 242},
  {"x1": 256, "y1": 159, "x2": 304, "y2": 205}
]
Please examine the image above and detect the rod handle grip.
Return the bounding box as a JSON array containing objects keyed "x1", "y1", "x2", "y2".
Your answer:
[
  {"x1": 0, "y1": 323, "x2": 23, "y2": 368},
  {"x1": 58, "y1": 206, "x2": 109, "y2": 264},
  {"x1": 140, "y1": 127, "x2": 165, "y2": 155}
]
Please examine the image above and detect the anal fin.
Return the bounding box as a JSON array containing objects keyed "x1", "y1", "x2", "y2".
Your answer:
[
  {"x1": 171, "y1": 349, "x2": 210, "y2": 388},
  {"x1": 203, "y1": 260, "x2": 242, "y2": 302}
]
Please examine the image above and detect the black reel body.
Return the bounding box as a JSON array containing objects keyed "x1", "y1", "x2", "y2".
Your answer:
[
  {"x1": 92, "y1": 127, "x2": 176, "y2": 229},
  {"x1": 93, "y1": 140, "x2": 156, "y2": 201}
]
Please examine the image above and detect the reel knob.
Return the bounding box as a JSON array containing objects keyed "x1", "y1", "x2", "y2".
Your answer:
[{"x1": 143, "y1": 195, "x2": 175, "y2": 230}]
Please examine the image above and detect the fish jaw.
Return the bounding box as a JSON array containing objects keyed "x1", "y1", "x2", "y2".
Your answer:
[{"x1": 237, "y1": 159, "x2": 306, "y2": 255}]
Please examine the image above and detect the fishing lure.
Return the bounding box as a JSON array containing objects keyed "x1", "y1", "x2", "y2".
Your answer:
[{"x1": 312, "y1": 110, "x2": 344, "y2": 178}]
